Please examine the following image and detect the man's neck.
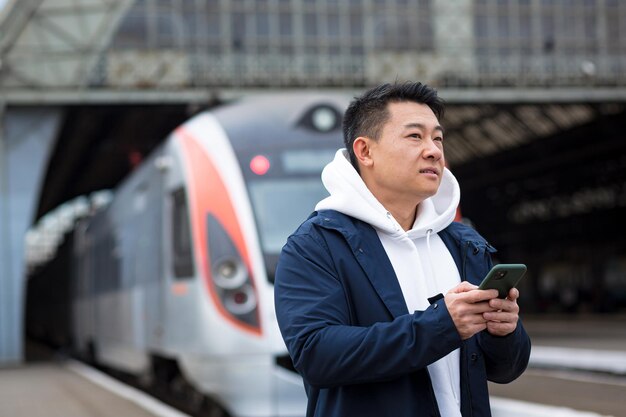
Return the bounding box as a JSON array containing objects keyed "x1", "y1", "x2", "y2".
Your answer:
[
  {"x1": 363, "y1": 183, "x2": 423, "y2": 231},
  {"x1": 385, "y1": 202, "x2": 419, "y2": 232}
]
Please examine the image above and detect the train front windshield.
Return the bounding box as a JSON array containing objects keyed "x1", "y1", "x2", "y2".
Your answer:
[
  {"x1": 247, "y1": 178, "x2": 329, "y2": 254},
  {"x1": 238, "y1": 148, "x2": 336, "y2": 282}
]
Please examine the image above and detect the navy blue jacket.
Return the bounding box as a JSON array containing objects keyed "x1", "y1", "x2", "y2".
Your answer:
[{"x1": 275, "y1": 209, "x2": 531, "y2": 417}]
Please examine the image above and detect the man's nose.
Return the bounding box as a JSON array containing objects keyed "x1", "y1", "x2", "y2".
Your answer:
[{"x1": 423, "y1": 139, "x2": 443, "y2": 160}]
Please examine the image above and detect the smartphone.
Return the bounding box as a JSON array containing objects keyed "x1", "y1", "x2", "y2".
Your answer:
[{"x1": 478, "y1": 264, "x2": 527, "y2": 299}]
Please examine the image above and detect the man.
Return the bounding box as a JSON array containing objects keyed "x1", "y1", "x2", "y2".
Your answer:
[{"x1": 274, "y1": 82, "x2": 531, "y2": 417}]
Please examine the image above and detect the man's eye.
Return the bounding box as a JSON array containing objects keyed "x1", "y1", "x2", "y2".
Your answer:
[
  {"x1": 435, "y1": 136, "x2": 444, "y2": 142},
  {"x1": 409, "y1": 134, "x2": 421, "y2": 139}
]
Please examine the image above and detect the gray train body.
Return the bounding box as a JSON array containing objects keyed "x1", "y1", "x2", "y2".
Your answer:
[{"x1": 68, "y1": 93, "x2": 348, "y2": 416}]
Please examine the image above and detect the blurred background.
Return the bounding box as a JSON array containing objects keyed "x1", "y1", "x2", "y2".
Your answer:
[{"x1": 0, "y1": 1, "x2": 625, "y2": 417}]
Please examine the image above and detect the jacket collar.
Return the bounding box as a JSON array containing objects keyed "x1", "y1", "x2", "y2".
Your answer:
[
  {"x1": 439, "y1": 222, "x2": 497, "y2": 284},
  {"x1": 314, "y1": 210, "x2": 409, "y2": 318}
]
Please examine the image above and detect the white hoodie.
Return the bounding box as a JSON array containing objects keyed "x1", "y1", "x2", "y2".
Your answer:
[{"x1": 315, "y1": 149, "x2": 463, "y2": 416}]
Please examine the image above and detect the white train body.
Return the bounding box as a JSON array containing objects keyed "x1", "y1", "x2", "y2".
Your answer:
[{"x1": 71, "y1": 94, "x2": 349, "y2": 417}]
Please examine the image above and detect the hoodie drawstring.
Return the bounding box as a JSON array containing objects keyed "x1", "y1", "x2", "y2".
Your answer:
[
  {"x1": 426, "y1": 228, "x2": 460, "y2": 407},
  {"x1": 425, "y1": 229, "x2": 438, "y2": 296}
]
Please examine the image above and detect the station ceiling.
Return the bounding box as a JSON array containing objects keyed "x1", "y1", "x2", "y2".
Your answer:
[
  {"x1": 455, "y1": 104, "x2": 626, "y2": 262},
  {"x1": 35, "y1": 100, "x2": 626, "y2": 225},
  {"x1": 36, "y1": 104, "x2": 191, "y2": 219},
  {"x1": 2, "y1": 0, "x2": 624, "y2": 243}
]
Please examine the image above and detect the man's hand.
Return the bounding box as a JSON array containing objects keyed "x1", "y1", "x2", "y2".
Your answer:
[
  {"x1": 482, "y1": 287, "x2": 520, "y2": 337},
  {"x1": 444, "y1": 282, "x2": 499, "y2": 340}
]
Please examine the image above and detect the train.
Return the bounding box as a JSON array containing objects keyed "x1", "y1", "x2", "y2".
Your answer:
[{"x1": 26, "y1": 93, "x2": 350, "y2": 417}]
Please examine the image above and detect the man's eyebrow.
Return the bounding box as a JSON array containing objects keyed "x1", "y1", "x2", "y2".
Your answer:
[{"x1": 403, "y1": 123, "x2": 445, "y2": 135}]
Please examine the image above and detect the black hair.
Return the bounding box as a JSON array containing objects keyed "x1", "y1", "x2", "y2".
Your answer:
[{"x1": 342, "y1": 81, "x2": 445, "y2": 173}]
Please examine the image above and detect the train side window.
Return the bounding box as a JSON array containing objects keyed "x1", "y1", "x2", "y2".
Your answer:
[{"x1": 172, "y1": 187, "x2": 195, "y2": 278}]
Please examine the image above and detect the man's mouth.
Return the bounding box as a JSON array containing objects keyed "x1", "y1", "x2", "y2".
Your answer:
[{"x1": 419, "y1": 168, "x2": 440, "y2": 176}]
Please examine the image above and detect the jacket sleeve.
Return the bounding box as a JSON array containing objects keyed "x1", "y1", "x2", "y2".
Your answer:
[
  {"x1": 477, "y1": 315, "x2": 531, "y2": 383},
  {"x1": 274, "y1": 231, "x2": 463, "y2": 389},
  {"x1": 448, "y1": 224, "x2": 531, "y2": 384}
]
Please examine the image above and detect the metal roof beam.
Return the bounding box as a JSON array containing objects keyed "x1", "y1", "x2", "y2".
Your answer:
[
  {"x1": 2, "y1": 87, "x2": 626, "y2": 106},
  {"x1": 0, "y1": 0, "x2": 43, "y2": 55},
  {"x1": 439, "y1": 88, "x2": 626, "y2": 103}
]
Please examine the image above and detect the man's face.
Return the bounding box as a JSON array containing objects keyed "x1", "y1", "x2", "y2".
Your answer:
[{"x1": 361, "y1": 101, "x2": 445, "y2": 206}]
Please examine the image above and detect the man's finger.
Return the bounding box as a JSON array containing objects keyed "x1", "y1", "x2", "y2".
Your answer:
[
  {"x1": 489, "y1": 297, "x2": 520, "y2": 312},
  {"x1": 462, "y1": 288, "x2": 498, "y2": 303},
  {"x1": 449, "y1": 281, "x2": 478, "y2": 294},
  {"x1": 483, "y1": 311, "x2": 518, "y2": 323},
  {"x1": 507, "y1": 287, "x2": 520, "y2": 301}
]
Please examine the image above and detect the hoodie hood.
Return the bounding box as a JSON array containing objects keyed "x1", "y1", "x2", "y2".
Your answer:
[{"x1": 315, "y1": 149, "x2": 460, "y2": 237}]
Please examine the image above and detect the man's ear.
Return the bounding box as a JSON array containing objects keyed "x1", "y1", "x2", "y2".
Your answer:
[{"x1": 353, "y1": 136, "x2": 374, "y2": 168}]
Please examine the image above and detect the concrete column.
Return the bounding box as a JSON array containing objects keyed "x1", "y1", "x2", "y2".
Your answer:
[{"x1": 0, "y1": 106, "x2": 62, "y2": 365}]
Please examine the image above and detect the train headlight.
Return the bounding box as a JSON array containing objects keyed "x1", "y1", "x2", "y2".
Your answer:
[
  {"x1": 207, "y1": 213, "x2": 260, "y2": 331},
  {"x1": 297, "y1": 104, "x2": 341, "y2": 132},
  {"x1": 312, "y1": 107, "x2": 337, "y2": 132},
  {"x1": 213, "y1": 258, "x2": 247, "y2": 289}
]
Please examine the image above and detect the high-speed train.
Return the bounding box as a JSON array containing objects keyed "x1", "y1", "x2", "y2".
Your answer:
[{"x1": 28, "y1": 93, "x2": 349, "y2": 417}]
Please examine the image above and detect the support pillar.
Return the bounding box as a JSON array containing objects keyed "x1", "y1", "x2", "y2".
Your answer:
[{"x1": 0, "y1": 105, "x2": 62, "y2": 365}]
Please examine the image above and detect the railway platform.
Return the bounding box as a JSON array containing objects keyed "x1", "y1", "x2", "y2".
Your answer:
[
  {"x1": 490, "y1": 314, "x2": 626, "y2": 417},
  {"x1": 0, "y1": 359, "x2": 189, "y2": 417},
  {"x1": 524, "y1": 314, "x2": 626, "y2": 375},
  {"x1": 0, "y1": 315, "x2": 624, "y2": 417}
]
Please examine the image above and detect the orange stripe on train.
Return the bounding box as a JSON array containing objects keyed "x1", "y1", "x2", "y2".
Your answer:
[{"x1": 176, "y1": 126, "x2": 262, "y2": 336}]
